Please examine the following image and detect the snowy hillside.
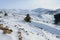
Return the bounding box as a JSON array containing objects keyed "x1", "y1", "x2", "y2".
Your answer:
[
  {"x1": 0, "y1": 9, "x2": 60, "y2": 40},
  {"x1": 0, "y1": 12, "x2": 60, "y2": 40},
  {"x1": 0, "y1": 9, "x2": 55, "y2": 24}
]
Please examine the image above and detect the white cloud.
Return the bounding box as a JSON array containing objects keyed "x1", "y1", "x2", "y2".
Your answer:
[{"x1": 34, "y1": 0, "x2": 60, "y2": 9}]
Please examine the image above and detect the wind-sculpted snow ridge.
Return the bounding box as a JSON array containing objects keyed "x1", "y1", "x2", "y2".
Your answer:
[{"x1": 0, "y1": 12, "x2": 60, "y2": 40}]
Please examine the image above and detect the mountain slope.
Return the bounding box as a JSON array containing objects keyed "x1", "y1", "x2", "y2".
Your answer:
[{"x1": 0, "y1": 13, "x2": 60, "y2": 40}]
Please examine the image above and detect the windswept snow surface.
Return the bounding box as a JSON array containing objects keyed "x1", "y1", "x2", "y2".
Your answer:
[{"x1": 0, "y1": 13, "x2": 60, "y2": 40}]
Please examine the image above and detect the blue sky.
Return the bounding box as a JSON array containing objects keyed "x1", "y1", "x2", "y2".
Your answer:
[{"x1": 0, "y1": 0, "x2": 60, "y2": 9}]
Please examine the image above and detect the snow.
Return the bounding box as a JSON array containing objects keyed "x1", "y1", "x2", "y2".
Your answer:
[
  {"x1": 0, "y1": 10, "x2": 60, "y2": 40},
  {"x1": 0, "y1": 30, "x2": 13, "y2": 40},
  {"x1": 41, "y1": 14, "x2": 55, "y2": 23}
]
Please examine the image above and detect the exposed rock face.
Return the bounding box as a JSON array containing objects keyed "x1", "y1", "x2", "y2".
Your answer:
[
  {"x1": 3, "y1": 29, "x2": 12, "y2": 34},
  {"x1": 54, "y1": 13, "x2": 60, "y2": 24},
  {"x1": 0, "y1": 24, "x2": 13, "y2": 34},
  {"x1": 0, "y1": 24, "x2": 3, "y2": 30}
]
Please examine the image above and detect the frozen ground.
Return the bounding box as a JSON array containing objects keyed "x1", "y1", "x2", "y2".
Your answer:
[{"x1": 0, "y1": 13, "x2": 60, "y2": 40}]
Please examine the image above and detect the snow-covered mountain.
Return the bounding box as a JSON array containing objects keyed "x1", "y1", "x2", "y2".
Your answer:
[
  {"x1": 1, "y1": 8, "x2": 60, "y2": 24},
  {"x1": 32, "y1": 8, "x2": 60, "y2": 15},
  {"x1": 32, "y1": 8, "x2": 50, "y2": 14},
  {"x1": 0, "y1": 8, "x2": 60, "y2": 15},
  {"x1": 0, "y1": 8, "x2": 60, "y2": 40},
  {"x1": 0, "y1": 13, "x2": 60, "y2": 40}
]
